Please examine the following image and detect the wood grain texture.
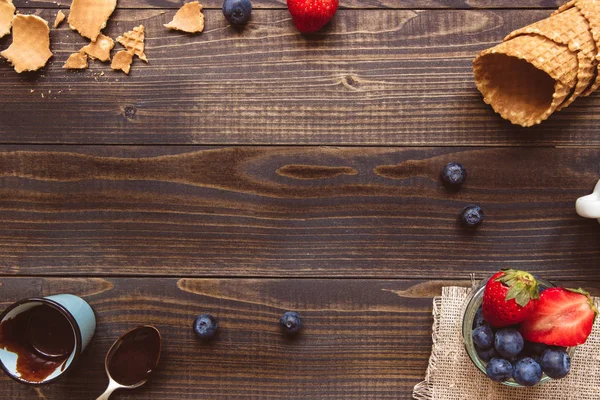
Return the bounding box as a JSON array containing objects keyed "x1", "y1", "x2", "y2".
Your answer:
[
  {"x1": 0, "y1": 277, "x2": 444, "y2": 399},
  {"x1": 12, "y1": 0, "x2": 567, "y2": 10},
  {"x1": 1, "y1": 146, "x2": 598, "y2": 278},
  {"x1": 4, "y1": 9, "x2": 600, "y2": 146},
  {"x1": 1, "y1": 277, "x2": 599, "y2": 399}
]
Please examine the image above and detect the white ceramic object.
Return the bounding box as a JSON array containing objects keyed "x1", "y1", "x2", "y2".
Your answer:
[
  {"x1": 0, "y1": 294, "x2": 96, "y2": 385},
  {"x1": 576, "y1": 179, "x2": 600, "y2": 222}
]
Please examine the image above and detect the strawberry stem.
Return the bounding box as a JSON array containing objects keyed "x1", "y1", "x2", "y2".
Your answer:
[{"x1": 496, "y1": 269, "x2": 539, "y2": 307}]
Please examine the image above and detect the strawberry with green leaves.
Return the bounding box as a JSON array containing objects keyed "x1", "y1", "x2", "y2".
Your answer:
[
  {"x1": 520, "y1": 288, "x2": 598, "y2": 347},
  {"x1": 482, "y1": 269, "x2": 540, "y2": 328}
]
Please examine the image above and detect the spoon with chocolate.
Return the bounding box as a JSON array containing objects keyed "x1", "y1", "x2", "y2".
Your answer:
[{"x1": 96, "y1": 326, "x2": 161, "y2": 400}]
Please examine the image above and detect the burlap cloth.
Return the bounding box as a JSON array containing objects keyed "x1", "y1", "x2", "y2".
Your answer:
[{"x1": 413, "y1": 286, "x2": 600, "y2": 400}]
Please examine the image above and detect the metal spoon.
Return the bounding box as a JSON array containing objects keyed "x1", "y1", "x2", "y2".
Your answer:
[{"x1": 96, "y1": 325, "x2": 161, "y2": 400}]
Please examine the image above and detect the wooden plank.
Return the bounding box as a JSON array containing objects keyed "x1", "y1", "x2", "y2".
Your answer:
[
  {"x1": 1, "y1": 277, "x2": 599, "y2": 399},
  {"x1": 4, "y1": 9, "x2": 600, "y2": 146},
  {"x1": 1, "y1": 146, "x2": 599, "y2": 278},
  {"x1": 0, "y1": 277, "x2": 443, "y2": 399},
  {"x1": 12, "y1": 0, "x2": 567, "y2": 10}
]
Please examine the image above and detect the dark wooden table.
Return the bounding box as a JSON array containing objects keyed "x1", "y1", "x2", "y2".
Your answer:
[{"x1": 1, "y1": 0, "x2": 600, "y2": 398}]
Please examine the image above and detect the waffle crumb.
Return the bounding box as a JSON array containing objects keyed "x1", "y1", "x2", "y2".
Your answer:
[
  {"x1": 111, "y1": 50, "x2": 133, "y2": 74},
  {"x1": 54, "y1": 10, "x2": 66, "y2": 28},
  {"x1": 63, "y1": 51, "x2": 88, "y2": 69}
]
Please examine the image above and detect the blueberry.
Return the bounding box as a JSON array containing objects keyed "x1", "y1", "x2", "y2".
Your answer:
[
  {"x1": 280, "y1": 311, "x2": 302, "y2": 335},
  {"x1": 476, "y1": 345, "x2": 498, "y2": 362},
  {"x1": 528, "y1": 354, "x2": 541, "y2": 365},
  {"x1": 473, "y1": 307, "x2": 486, "y2": 329},
  {"x1": 494, "y1": 328, "x2": 524, "y2": 358},
  {"x1": 222, "y1": 0, "x2": 252, "y2": 25},
  {"x1": 540, "y1": 348, "x2": 571, "y2": 379},
  {"x1": 486, "y1": 358, "x2": 513, "y2": 382},
  {"x1": 472, "y1": 325, "x2": 494, "y2": 349},
  {"x1": 441, "y1": 162, "x2": 467, "y2": 188},
  {"x1": 506, "y1": 354, "x2": 521, "y2": 364},
  {"x1": 460, "y1": 205, "x2": 484, "y2": 228},
  {"x1": 513, "y1": 357, "x2": 542, "y2": 386},
  {"x1": 193, "y1": 314, "x2": 218, "y2": 339},
  {"x1": 524, "y1": 341, "x2": 548, "y2": 356}
]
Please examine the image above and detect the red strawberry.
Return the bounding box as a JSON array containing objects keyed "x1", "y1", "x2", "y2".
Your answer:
[
  {"x1": 286, "y1": 0, "x2": 338, "y2": 33},
  {"x1": 482, "y1": 269, "x2": 540, "y2": 328},
  {"x1": 520, "y1": 288, "x2": 598, "y2": 346}
]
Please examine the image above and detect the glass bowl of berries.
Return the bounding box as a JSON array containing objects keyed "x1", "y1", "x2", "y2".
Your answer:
[{"x1": 462, "y1": 270, "x2": 596, "y2": 387}]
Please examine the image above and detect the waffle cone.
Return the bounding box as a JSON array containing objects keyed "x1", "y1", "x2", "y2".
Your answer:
[
  {"x1": 573, "y1": 0, "x2": 600, "y2": 94},
  {"x1": 553, "y1": 0, "x2": 577, "y2": 15},
  {"x1": 473, "y1": 34, "x2": 577, "y2": 127},
  {"x1": 505, "y1": 7, "x2": 596, "y2": 109}
]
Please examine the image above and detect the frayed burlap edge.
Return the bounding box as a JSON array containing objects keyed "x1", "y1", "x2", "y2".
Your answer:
[{"x1": 413, "y1": 286, "x2": 471, "y2": 400}]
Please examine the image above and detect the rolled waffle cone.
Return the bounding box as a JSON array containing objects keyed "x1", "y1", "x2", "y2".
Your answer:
[
  {"x1": 505, "y1": 7, "x2": 597, "y2": 109},
  {"x1": 574, "y1": 0, "x2": 600, "y2": 42},
  {"x1": 551, "y1": 0, "x2": 600, "y2": 96},
  {"x1": 473, "y1": 34, "x2": 578, "y2": 127},
  {"x1": 553, "y1": 0, "x2": 577, "y2": 15},
  {"x1": 575, "y1": 0, "x2": 600, "y2": 59}
]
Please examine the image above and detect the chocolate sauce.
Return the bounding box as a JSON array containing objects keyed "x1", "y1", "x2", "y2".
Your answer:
[
  {"x1": 27, "y1": 306, "x2": 75, "y2": 358},
  {"x1": 0, "y1": 304, "x2": 75, "y2": 383},
  {"x1": 107, "y1": 327, "x2": 160, "y2": 386}
]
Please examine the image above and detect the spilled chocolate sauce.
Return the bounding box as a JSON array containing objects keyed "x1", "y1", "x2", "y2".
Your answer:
[{"x1": 0, "y1": 304, "x2": 75, "y2": 383}]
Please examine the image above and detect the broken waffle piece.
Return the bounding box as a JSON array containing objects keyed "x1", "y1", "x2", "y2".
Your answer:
[
  {"x1": 81, "y1": 33, "x2": 114, "y2": 62},
  {"x1": 1, "y1": 15, "x2": 53, "y2": 73},
  {"x1": 164, "y1": 1, "x2": 205, "y2": 33},
  {"x1": 68, "y1": 0, "x2": 117, "y2": 41},
  {"x1": 54, "y1": 10, "x2": 66, "y2": 28},
  {"x1": 111, "y1": 50, "x2": 133, "y2": 74},
  {"x1": 0, "y1": 0, "x2": 15, "y2": 39},
  {"x1": 116, "y1": 25, "x2": 147, "y2": 62},
  {"x1": 63, "y1": 52, "x2": 88, "y2": 69}
]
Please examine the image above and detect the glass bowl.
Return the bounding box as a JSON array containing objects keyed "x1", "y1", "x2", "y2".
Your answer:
[{"x1": 461, "y1": 275, "x2": 575, "y2": 387}]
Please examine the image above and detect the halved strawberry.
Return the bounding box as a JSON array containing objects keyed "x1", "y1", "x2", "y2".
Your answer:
[
  {"x1": 482, "y1": 269, "x2": 540, "y2": 328},
  {"x1": 520, "y1": 288, "x2": 598, "y2": 347}
]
